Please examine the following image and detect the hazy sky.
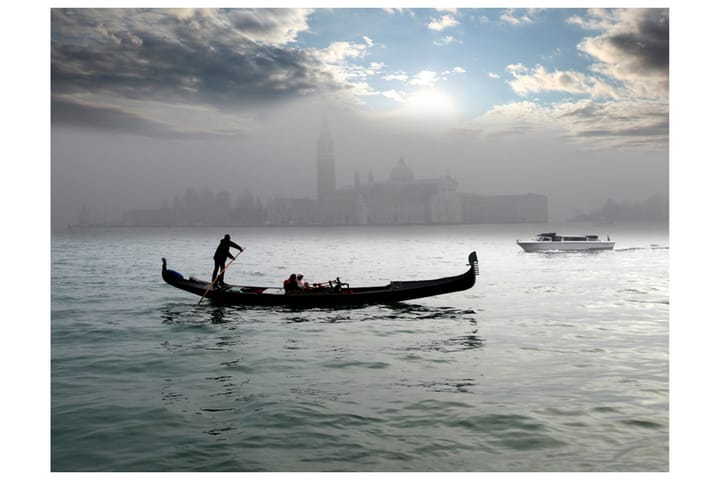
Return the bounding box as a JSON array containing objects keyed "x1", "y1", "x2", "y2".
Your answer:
[{"x1": 50, "y1": 6, "x2": 669, "y2": 228}]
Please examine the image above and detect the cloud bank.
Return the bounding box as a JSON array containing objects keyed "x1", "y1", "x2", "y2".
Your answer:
[
  {"x1": 471, "y1": 8, "x2": 668, "y2": 150},
  {"x1": 51, "y1": 8, "x2": 669, "y2": 152},
  {"x1": 51, "y1": 9, "x2": 363, "y2": 137}
]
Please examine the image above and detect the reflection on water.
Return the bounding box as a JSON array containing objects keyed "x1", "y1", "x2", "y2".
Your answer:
[
  {"x1": 209, "y1": 306, "x2": 228, "y2": 324},
  {"x1": 380, "y1": 303, "x2": 477, "y2": 315},
  {"x1": 161, "y1": 303, "x2": 243, "y2": 325},
  {"x1": 151, "y1": 302, "x2": 483, "y2": 325},
  {"x1": 398, "y1": 377, "x2": 479, "y2": 393},
  {"x1": 408, "y1": 334, "x2": 486, "y2": 353}
]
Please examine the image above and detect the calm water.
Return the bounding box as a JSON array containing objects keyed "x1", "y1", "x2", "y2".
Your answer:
[{"x1": 51, "y1": 223, "x2": 668, "y2": 471}]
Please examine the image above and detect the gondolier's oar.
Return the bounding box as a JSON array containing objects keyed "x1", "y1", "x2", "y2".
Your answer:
[{"x1": 198, "y1": 249, "x2": 244, "y2": 305}]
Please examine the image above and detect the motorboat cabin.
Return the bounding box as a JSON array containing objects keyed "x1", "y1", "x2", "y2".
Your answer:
[{"x1": 517, "y1": 233, "x2": 615, "y2": 252}]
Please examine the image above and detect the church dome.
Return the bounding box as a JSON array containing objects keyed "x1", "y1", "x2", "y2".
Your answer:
[{"x1": 390, "y1": 156, "x2": 414, "y2": 182}]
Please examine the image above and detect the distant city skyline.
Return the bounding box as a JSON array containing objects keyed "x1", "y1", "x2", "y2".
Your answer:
[
  {"x1": 50, "y1": 7, "x2": 668, "y2": 230},
  {"x1": 117, "y1": 123, "x2": 550, "y2": 228}
]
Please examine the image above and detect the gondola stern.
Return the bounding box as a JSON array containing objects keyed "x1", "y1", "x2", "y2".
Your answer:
[
  {"x1": 161, "y1": 258, "x2": 186, "y2": 285},
  {"x1": 468, "y1": 251, "x2": 479, "y2": 276}
]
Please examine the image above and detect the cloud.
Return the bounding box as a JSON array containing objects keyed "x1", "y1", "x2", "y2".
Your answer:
[
  {"x1": 506, "y1": 63, "x2": 621, "y2": 98},
  {"x1": 467, "y1": 98, "x2": 668, "y2": 150},
  {"x1": 383, "y1": 72, "x2": 409, "y2": 82},
  {"x1": 51, "y1": 96, "x2": 245, "y2": 139},
  {"x1": 488, "y1": 9, "x2": 668, "y2": 151},
  {"x1": 488, "y1": 72, "x2": 501, "y2": 79},
  {"x1": 427, "y1": 14, "x2": 459, "y2": 31},
  {"x1": 381, "y1": 90, "x2": 406, "y2": 103},
  {"x1": 500, "y1": 9, "x2": 540, "y2": 26},
  {"x1": 52, "y1": 9, "x2": 327, "y2": 105},
  {"x1": 433, "y1": 35, "x2": 461, "y2": 46},
  {"x1": 51, "y1": 8, "x2": 374, "y2": 135},
  {"x1": 408, "y1": 70, "x2": 441, "y2": 87},
  {"x1": 555, "y1": 98, "x2": 668, "y2": 149},
  {"x1": 309, "y1": 39, "x2": 381, "y2": 102},
  {"x1": 406, "y1": 68, "x2": 465, "y2": 87},
  {"x1": 314, "y1": 40, "x2": 370, "y2": 64},
  {"x1": 225, "y1": 8, "x2": 313, "y2": 45},
  {"x1": 575, "y1": 9, "x2": 669, "y2": 98}
]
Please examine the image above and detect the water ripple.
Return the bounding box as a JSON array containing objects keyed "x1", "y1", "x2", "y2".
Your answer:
[{"x1": 52, "y1": 224, "x2": 668, "y2": 471}]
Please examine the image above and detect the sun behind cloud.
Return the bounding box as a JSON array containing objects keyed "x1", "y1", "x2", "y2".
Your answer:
[{"x1": 403, "y1": 89, "x2": 457, "y2": 120}]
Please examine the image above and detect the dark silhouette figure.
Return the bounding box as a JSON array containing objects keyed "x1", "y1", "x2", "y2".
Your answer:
[
  {"x1": 283, "y1": 273, "x2": 300, "y2": 293},
  {"x1": 212, "y1": 234, "x2": 243, "y2": 287}
]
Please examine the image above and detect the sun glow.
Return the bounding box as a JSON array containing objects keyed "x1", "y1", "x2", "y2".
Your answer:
[{"x1": 402, "y1": 90, "x2": 458, "y2": 122}]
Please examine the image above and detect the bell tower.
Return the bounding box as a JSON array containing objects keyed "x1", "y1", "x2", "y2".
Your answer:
[{"x1": 316, "y1": 115, "x2": 336, "y2": 201}]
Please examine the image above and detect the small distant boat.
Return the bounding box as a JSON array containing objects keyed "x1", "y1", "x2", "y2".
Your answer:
[
  {"x1": 517, "y1": 233, "x2": 615, "y2": 252},
  {"x1": 162, "y1": 252, "x2": 479, "y2": 308}
]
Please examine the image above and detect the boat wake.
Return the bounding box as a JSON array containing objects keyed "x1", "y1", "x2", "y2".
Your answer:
[{"x1": 615, "y1": 246, "x2": 669, "y2": 252}]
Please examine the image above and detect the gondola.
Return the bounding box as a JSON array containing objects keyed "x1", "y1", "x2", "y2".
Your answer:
[{"x1": 162, "y1": 251, "x2": 478, "y2": 308}]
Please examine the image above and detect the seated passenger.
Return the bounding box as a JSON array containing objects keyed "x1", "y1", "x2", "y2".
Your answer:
[
  {"x1": 296, "y1": 273, "x2": 310, "y2": 289},
  {"x1": 283, "y1": 273, "x2": 300, "y2": 293}
]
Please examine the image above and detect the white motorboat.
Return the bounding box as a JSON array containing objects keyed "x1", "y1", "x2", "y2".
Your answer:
[{"x1": 517, "y1": 233, "x2": 615, "y2": 252}]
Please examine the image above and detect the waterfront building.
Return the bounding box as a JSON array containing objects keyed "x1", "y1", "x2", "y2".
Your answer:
[{"x1": 265, "y1": 118, "x2": 547, "y2": 226}]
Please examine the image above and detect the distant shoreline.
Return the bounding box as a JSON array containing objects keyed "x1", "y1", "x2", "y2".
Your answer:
[
  {"x1": 64, "y1": 221, "x2": 492, "y2": 231},
  {"x1": 62, "y1": 218, "x2": 669, "y2": 232}
]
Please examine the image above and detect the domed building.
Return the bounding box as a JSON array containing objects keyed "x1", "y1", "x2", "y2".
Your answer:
[
  {"x1": 389, "y1": 156, "x2": 414, "y2": 182},
  {"x1": 265, "y1": 117, "x2": 547, "y2": 225},
  {"x1": 356, "y1": 156, "x2": 462, "y2": 224}
]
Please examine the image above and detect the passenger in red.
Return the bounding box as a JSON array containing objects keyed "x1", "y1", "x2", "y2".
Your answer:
[{"x1": 284, "y1": 273, "x2": 300, "y2": 293}]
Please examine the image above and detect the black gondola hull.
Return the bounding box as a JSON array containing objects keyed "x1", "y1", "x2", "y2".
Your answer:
[{"x1": 162, "y1": 252, "x2": 478, "y2": 308}]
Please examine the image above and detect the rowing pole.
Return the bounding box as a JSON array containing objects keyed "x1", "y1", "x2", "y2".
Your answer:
[{"x1": 198, "y1": 249, "x2": 244, "y2": 305}]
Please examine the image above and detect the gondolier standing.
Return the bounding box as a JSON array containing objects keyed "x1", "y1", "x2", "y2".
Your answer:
[{"x1": 212, "y1": 234, "x2": 243, "y2": 287}]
